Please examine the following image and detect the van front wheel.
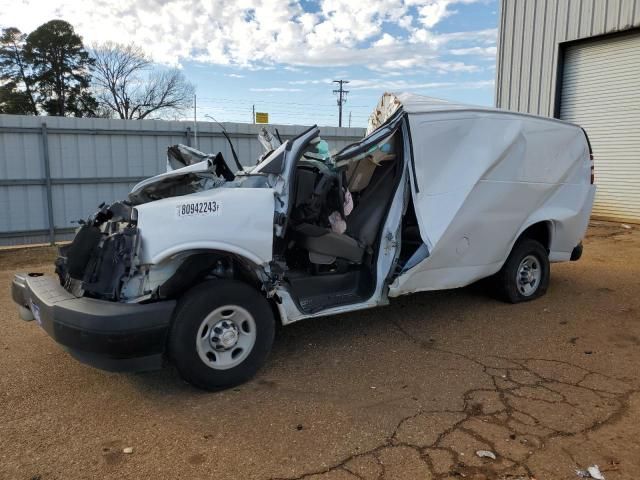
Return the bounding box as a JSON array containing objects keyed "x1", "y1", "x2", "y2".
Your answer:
[
  {"x1": 169, "y1": 280, "x2": 275, "y2": 390},
  {"x1": 495, "y1": 239, "x2": 549, "y2": 303}
]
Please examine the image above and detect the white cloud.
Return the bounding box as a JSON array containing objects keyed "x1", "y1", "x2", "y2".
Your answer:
[
  {"x1": 0, "y1": 0, "x2": 494, "y2": 72},
  {"x1": 379, "y1": 57, "x2": 424, "y2": 69},
  {"x1": 431, "y1": 60, "x2": 480, "y2": 73},
  {"x1": 288, "y1": 78, "x2": 333, "y2": 85},
  {"x1": 397, "y1": 15, "x2": 414, "y2": 29},
  {"x1": 449, "y1": 46, "x2": 497, "y2": 57},
  {"x1": 348, "y1": 78, "x2": 494, "y2": 90},
  {"x1": 411, "y1": 0, "x2": 454, "y2": 28},
  {"x1": 226, "y1": 73, "x2": 245, "y2": 78},
  {"x1": 439, "y1": 27, "x2": 497, "y2": 44},
  {"x1": 250, "y1": 87, "x2": 303, "y2": 92},
  {"x1": 373, "y1": 33, "x2": 398, "y2": 47},
  {"x1": 408, "y1": 0, "x2": 481, "y2": 28},
  {"x1": 350, "y1": 79, "x2": 454, "y2": 90}
]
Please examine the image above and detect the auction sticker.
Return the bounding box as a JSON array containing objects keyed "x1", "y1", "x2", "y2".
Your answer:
[{"x1": 176, "y1": 200, "x2": 221, "y2": 218}]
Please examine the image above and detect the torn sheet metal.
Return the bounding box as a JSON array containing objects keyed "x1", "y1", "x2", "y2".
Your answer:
[
  {"x1": 366, "y1": 92, "x2": 403, "y2": 134},
  {"x1": 366, "y1": 92, "x2": 465, "y2": 134},
  {"x1": 129, "y1": 146, "x2": 235, "y2": 205},
  {"x1": 257, "y1": 127, "x2": 281, "y2": 153},
  {"x1": 167, "y1": 144, "x2": 211, "y2": 170}
]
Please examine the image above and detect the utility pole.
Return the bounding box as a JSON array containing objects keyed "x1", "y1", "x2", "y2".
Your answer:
[
  {"x1": 252, "y1": 104, "x2": 255, "y2": 124},
  {"x1": 333, "y1": 80, "x2": 349, "y2": 127},
  {"x1": 348, "y1": 111, "x2": 352, "y2": 128},
  {"x1": 193, "y1": 94, "x2": 198, "y2": 149}
]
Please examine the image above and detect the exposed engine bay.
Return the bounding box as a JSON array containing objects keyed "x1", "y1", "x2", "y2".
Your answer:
[
  {"x1": 55, "y1": 194, "x2": 269, "y2": 304},
  {"x1": 55, "y1": 144, "x2": 265, "y2": 303},
  {"x1": 55, "y1": 201, "x2": 138, "y2": 300}
]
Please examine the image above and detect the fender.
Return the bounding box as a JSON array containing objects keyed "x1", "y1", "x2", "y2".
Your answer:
[
  {"x1": 149, "y1": 242, "x2": 269, "y2": 267},
  {"x1": 135, "y1": 187, "x2": 275, "y2": 266}
]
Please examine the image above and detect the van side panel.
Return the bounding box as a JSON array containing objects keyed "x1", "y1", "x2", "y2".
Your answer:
[{"x1": 391, "y1": 111, "x2": 594, "y2": 296}]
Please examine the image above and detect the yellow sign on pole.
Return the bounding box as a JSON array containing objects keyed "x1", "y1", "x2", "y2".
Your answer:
[{"x1": 255, "y1": 112, "x2": 269, "y2": 124}]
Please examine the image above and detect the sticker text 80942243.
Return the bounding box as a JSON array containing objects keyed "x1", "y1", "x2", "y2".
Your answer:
[{"x1": 176, "y1": 201, "x2": 221, "y2": 218}]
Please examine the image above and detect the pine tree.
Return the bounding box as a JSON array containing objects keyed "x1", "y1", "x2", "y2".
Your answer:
[
  {"x1": 0, "y1": 27, "x2": 38, "y2": 115},
  {"x1": 24, "y1": 20, "x2": 97, "y2": 116}
]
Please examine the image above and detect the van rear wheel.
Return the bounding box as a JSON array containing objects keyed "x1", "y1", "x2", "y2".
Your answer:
[
  {"x1": 494, "y1": 239, "x2": 549, "y2": 303},
  {"x1": 169, "y1": 280, "x2": 275, "y2": 390}
]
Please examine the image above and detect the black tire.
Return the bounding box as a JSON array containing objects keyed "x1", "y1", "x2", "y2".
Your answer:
[
  {"x1": 169, "y1": 279, "x2": 275, "y2": 391},
  {"x1": 494, "y1": 238, "x2": 550, "y2": 303}
]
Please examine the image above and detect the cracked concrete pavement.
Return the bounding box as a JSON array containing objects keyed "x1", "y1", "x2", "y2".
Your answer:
[{"x1": 1, "y1": 221, "x2": 639, "y2": 480}]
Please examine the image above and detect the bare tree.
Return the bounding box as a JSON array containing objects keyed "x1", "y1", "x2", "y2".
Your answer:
[{"x1": 91, "y1": 42, "x2": 194, "y2": 120}]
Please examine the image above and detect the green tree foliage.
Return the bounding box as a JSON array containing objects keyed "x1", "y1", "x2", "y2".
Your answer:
[
  {"x1": 24, "y1": 20, "x2": 97, "y2": 117},
  {"x1": 1, "y1": 20, "x2": 194, "y2": 119},
  {"x1": 0, "y1": 27, "x2": 38, "y2": 115},
  {"x1": 0, "y1": 81, "x2": 34, "y2": 114}
]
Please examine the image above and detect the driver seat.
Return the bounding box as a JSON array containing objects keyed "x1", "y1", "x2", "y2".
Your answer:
[
  {"x1": 295, "y1": 223, "x2": 364, "y2": 264},
  {"x1": 296, "y1": 159, "x2": 397, "y2": 265},
  {"x1": 291, "y1": 162, "x2": 364, "y2": 265}
]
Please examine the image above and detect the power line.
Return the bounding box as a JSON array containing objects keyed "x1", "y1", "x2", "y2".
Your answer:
[
  {"x1": 1, "y1": 97, "x2": 371, "y2": 126},
  {"x1": 198, "y1": 108, "x2": 368, "y2": 120},
  {"x1": 197, "y1": 104, "x2": 369, "y2": 118},
  {"x1": 195, "y1": 100, "x2": 370, "y2": 113},
  {"x1": 196, "y1": 96, "x2": 370, "y2": 109},
  {"x1": 201, "y1": 103, "x2": 364, "y2": 114}
]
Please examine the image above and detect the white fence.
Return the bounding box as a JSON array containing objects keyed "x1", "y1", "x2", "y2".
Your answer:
[{"x1": 0, "y1": 115, "x2": 365, "y2": 246}]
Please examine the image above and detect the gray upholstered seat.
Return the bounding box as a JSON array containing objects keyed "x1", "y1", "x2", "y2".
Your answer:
[
  {"x1": 295, "y1": 223, "x2": 364, "y2": 264},
  {"x1": 291, "y1": 158, "x2": 397, "y2": 265},
  {"x1": 346, "y1": 161, "x2": 396, "y2": 247}
]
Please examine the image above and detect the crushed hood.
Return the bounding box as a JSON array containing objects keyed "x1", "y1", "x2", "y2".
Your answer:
[
  {"x1": 128, "y1": 145, "x2": 236, "y2": 205},
  {"x1": 167, "y1": 144, "x2": 213, "y2": 170}
]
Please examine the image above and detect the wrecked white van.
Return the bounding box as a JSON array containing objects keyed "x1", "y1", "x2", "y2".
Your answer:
[{"x1": 12, "y1": 93, "x2": 595, "y2": 390}]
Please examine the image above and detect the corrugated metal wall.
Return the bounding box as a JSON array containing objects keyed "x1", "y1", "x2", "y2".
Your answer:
[
  {"x1": 496, "y1": 0, "x2": 640, "y2": 223},
  {"x1": 0, "y1": 115, "x2": 365, "y2": 246},
  {"x1": 560, "y1": 33, "x2": 640, "y2": 221},
  {"x1": 496, "y1": 0, "x2": 640, "y2": 117}
]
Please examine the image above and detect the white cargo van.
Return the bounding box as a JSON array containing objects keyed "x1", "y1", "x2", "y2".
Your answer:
[{"x1": 12, "y1": 93, "x2": 595, "y2": 390}]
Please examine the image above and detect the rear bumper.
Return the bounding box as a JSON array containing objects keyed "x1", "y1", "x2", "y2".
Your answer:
[{"x1": 12, "y1": 273, "x2": 176, "y2": 372}]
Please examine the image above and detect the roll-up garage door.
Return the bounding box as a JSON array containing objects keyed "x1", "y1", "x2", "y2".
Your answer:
[{"x1": 560, "y1": 32, "x2": 640, "y2": 223}]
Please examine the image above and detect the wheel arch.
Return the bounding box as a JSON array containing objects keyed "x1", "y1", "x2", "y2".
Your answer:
[
  {"x1": 495, "y1": 220, "x2": 553, "y2": 274},
  {"x1": 150, "y1": 242, "x2": 268, "y2": 267},
  {"x1": 516, "y1": 220, "x2": 553, "y2": 252},
  {"x1": 153, "y1": 249, "x2": 282, "y2": 325}
]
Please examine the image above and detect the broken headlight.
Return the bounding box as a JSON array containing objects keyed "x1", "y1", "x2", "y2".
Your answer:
[{"x1": 55, "y1": 202, "x2": 139, "y2": 300}]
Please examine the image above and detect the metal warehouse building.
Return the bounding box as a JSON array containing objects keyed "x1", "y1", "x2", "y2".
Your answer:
[{"x1": 495, "y1": 0, "x2": 640, "y2": 223}]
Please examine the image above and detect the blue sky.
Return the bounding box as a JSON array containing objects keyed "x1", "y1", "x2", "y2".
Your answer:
[{"x1": 2, "y1": 0, "x2": 500, "y2": 127}]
